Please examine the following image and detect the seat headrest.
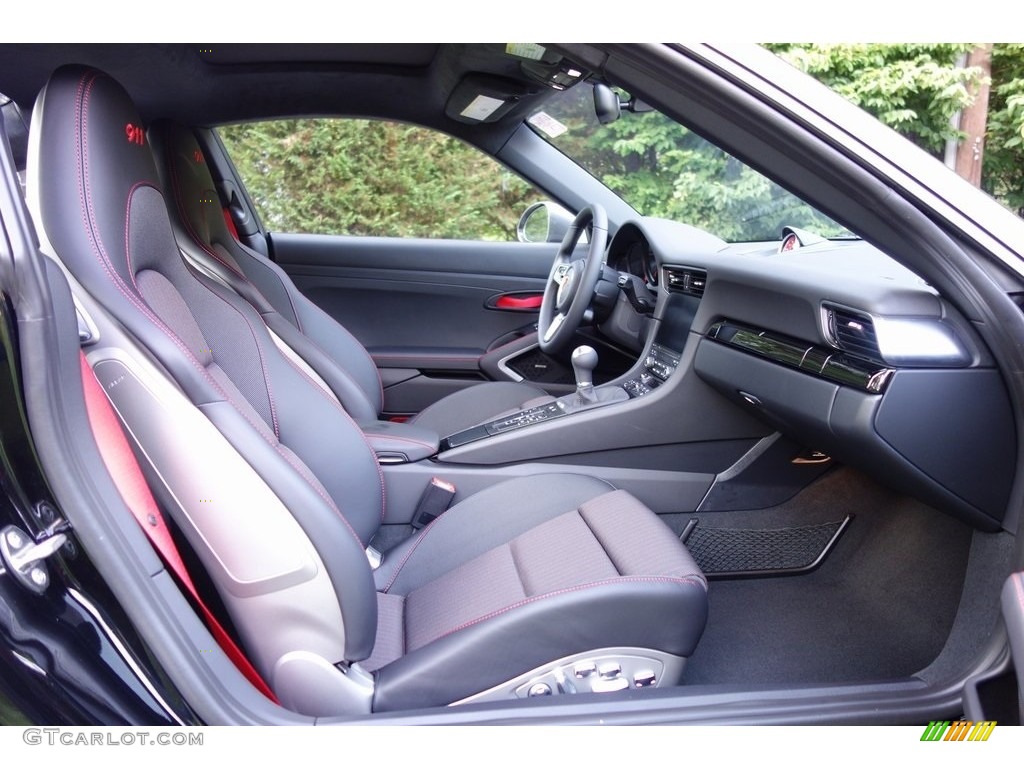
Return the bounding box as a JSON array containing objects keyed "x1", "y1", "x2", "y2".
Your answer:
[
  {"x1": 31, "y1": 65, "x2": 166, "y2": 296},
  {"x1": 153, "y1": 120, "x2": 232, "y2": 249}
]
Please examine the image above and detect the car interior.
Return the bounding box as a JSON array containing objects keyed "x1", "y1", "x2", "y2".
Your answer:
[{"x1": 0, "y1": 43, "x2": 1020, "y2": 724}]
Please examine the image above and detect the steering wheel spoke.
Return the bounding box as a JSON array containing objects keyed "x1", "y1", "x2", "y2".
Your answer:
[{"x1": 542, "y1": 312, "x2": 566, "y2": 344}]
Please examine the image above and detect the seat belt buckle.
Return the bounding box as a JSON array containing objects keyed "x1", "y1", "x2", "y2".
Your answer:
[
  {"x1": 365, "y1": 546, "x2": 382, "y2": 570},
  {"x1": 413, "y1": 477, "x2": 456, "y2": 529}
]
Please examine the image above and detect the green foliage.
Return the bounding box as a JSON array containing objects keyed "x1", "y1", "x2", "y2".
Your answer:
[
  {"x1": 769, "y1": 43, "x2": 1024, "y2": 217},
  {"x1": 985, "y1": 44, "x2": 1024, "y2": 215},
  {"x1": 219, "y1": 119, "x2": 541, "y2": 241},
  {"x1": 540, "y1": 86, "x2": 847, "y2": 241},
  {"x1": 766, "y1": 44, "x2": 981, "y2": 154}
]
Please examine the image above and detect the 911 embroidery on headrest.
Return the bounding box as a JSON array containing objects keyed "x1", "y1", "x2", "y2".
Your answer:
[{"x1": 125, "y1": 123, "x2": 145, "y2": 146}]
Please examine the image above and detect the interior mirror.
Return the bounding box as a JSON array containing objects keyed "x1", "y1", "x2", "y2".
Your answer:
[
  {"x1": 593, "y1": 82, "x2": 654, "y2": 124},
  {"x1": 593, "y1": 83, "x2": 621, "y2": 125},
  {"x1": 517, "y1": 201, "x2": 577, "y2": 244}
]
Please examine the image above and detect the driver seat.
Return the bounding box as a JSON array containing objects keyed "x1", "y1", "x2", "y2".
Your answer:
[
  {"x1": 149, "y1": 120, "x2": 550, "y2": 435},
  {"x1": 30, "y1": 64, "x2": 708, "y2": 716}
]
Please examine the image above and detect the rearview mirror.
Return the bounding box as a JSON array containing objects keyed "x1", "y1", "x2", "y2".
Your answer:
[
  {"x1": 593, "y1": 83, "x2": 621, "y2": 125},
  {"x1": 593, "y1": 83, "x2": 655, "y2": 125}
]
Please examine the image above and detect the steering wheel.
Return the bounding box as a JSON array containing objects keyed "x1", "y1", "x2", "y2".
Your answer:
[{"x1": 537, "y1": 204, "x2": 608, "y2": 354}]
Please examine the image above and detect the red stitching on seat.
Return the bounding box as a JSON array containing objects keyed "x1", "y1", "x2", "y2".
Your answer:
[
  {"x1": 167, "y1": 140, "x2": 246, "y2": 281},
  {"x1": 382, "y1": 480, "x2": 613, "y2": 593},
  {"x1": 191, "y1": 277, "x2": 281, "y2": 438},
  {"x1": 76, "y1": 74, "x2": 219, "y2": 392},
  {"x1": 372, "y1": 353, "x2": 483, "y2": 364},
  {"x1": 381, "y1": 515, "x2": 437, "y2": 593},
  {"x1": 360, "y1": 432, "x2": 438, "y2": 452},
  {"x1": 270, "y1": 315, "x2": 378, "y2": 418},
  {"x1": 300, "y1": 293, "x2": 384, "y2": 407},
  {"x1": 273, "y1": 439, "x2": 367, "y2": 548}
]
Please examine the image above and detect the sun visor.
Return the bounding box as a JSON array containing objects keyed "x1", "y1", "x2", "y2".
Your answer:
[{"x1": 444, "y1": 74, "x2": 543, "y2": 124}]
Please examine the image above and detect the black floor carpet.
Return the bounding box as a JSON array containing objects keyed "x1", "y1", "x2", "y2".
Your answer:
[{"x1": 676, "y1": 468, "x2": 975, "y2": 686}]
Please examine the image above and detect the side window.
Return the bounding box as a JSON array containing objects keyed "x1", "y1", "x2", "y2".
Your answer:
[{"x1": 218, "y1": 118, "x2": 544, "y2": 241}]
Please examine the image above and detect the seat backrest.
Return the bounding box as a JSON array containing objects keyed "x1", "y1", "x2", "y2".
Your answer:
[
  {"x1": 150, "y1": 121, "x2": 383, "y2": 422},
  {"x1": 29, "y1": 65, "x2": 384, "y2": 711}
]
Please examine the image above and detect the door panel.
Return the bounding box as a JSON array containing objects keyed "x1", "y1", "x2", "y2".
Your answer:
[
  {"x1": 272, "y1": 232, "x2": 558, "y2": 351},
  {"x1": 270, "y1": 232, "x2": 567, "y2": 414}
]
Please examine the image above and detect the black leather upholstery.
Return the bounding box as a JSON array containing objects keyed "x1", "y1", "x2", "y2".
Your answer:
[{"x1": 33, "y1": 65, "x2": 709, "y2": 713}]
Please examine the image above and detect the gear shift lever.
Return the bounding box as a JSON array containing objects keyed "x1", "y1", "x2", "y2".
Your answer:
[{"x1": 571, "y1": 345, "x2": 599, "y2": 404}]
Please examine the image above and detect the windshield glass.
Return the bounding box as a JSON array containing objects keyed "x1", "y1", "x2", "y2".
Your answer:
[{"x1": 529, "y1": 83, "x2": 855, "y2": 242}]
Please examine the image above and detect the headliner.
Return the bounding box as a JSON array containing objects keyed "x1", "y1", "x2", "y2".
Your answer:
[{"x1": 0, "y1": 43, "x2": 584, "y2": 151}]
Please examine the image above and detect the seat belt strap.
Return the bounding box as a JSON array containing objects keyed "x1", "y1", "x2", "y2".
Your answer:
[
  {"x1": 78, "y1": 352, "x2": 278, "y2": 703},
  {"x1": 222, "y1": 207, "x2": 240, "y2": 241}
]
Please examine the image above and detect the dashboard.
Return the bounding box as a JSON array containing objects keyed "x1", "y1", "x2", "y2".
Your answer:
[{"x1": 603, "y1": 216, "x2": 1017, "y2": 531}]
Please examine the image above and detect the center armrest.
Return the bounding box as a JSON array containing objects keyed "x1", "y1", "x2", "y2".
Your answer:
[{"x1": 360, "y1": 420, "x2": 440, "y2": 464}]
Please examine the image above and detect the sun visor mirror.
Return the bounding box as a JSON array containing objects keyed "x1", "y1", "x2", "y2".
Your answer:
[{"x1": 445, "y1": 74, "x2": 542, "y2": 124}]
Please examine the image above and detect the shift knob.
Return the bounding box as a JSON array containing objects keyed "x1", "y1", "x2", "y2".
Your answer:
[{"x1": 571, "y1": 345, "x2": 598, "y2": 400}]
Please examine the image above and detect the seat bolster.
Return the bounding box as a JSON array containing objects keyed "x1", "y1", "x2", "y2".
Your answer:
[
  {"x1": 198, "y1": 400, "x2": 379, "y2": 661},
  {"x1": 262, "y1": 310, "x2": 379, "y2": 422},
  {"x1": 371, "y1": 577, "x2": 708, "y2": 712},
  {"x1": 289, "y1": 286, "x2": 384, "y2": 414},
  {"x1": 409, "y1": 380, "x2": 551, "y2": 436},
  {"x1": 377, "y1": 473, "x2": 615, "y2": 594}
]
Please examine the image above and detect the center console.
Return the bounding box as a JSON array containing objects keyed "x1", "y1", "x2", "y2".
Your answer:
[
  {"x1": 439, "y1": 287, "x2": 697, "y2": 453},
  {"x1": 441, "y1": 343, "x2": 679, "y2": 450},
  {"x1": 621, "y1": 343, "x2": 681, "y2": 398},
  {"x1": 442, "y1": 400, "x2": 570, "y2": 449}
]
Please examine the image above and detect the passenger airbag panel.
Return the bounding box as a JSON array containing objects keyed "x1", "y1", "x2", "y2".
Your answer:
[{"x1": 874, "y1": 369, "x2": 1015, "y2": 517}]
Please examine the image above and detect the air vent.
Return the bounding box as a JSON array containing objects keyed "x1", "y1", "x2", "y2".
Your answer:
[
  {"x1": 664, "y1": 267, "x2": 707, "y2": 298},
  {"x1": 824, "y1": 304, "x2": 881, "y2": 361}
]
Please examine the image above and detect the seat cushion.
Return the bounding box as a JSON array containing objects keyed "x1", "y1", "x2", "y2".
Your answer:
[{"x1": 366, "y1": 475, "x2": 708, "y2": 710}]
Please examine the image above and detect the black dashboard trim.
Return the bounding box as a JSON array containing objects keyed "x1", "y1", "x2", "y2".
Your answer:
[{"x1": 706, "y1": 320, "x2": 895, "y2": 394}]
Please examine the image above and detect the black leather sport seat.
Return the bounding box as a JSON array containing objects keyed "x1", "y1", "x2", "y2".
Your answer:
[
  {"x1": 148, "y1": 120, "x2": 550, "y2": 435},
  {"x1": 30, "y1": 65, "x2": 708, "y2": 714}
]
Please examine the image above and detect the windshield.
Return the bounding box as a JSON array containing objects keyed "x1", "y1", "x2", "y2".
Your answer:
[{"x1": 529, "y1": 83, "x2": 855, "y2": 243}]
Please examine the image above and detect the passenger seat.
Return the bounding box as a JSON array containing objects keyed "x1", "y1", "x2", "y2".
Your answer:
[{"x1": 150, "y1": 121, "x2": 552, "y2": 435}]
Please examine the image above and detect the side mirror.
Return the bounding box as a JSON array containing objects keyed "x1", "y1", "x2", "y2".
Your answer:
[{"x1": 517, "y1": 201, "x2": 577, "y2": 243}]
